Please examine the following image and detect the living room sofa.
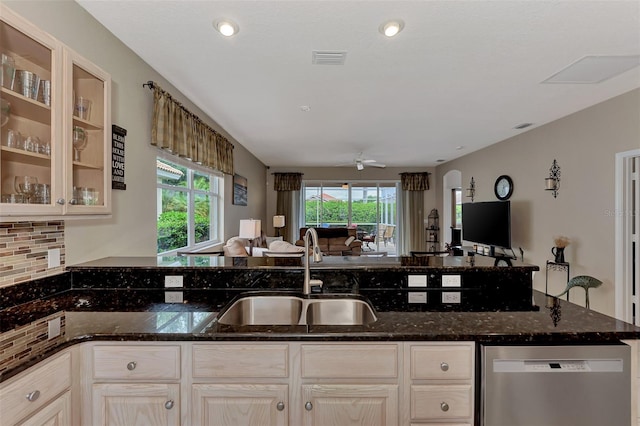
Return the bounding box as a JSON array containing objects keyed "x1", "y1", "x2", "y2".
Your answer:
[{"x1": 295, "y1": 227, "x2": 362, "y2": 256}]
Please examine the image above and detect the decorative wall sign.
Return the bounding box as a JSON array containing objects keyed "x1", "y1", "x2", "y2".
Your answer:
[
  {"x1": 233, "y1": 174, "x2": 248, "y2": 206},
  {"x1": 111, "y1": 125, "x2": 127, "y2": 190}
]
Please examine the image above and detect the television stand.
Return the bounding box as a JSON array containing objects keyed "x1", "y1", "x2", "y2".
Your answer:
[{"x1": 467, "y1": 245, "x2": 518, "y2": 260}]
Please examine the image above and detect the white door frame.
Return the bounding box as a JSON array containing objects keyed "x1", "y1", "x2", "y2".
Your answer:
[{"x1": 615, "y1": 148, "x2": 640, "y2": 322}]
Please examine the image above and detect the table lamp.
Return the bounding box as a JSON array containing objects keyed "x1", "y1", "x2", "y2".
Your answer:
[
  {"x1": 239, "y1": 219, "x2": 261, "y2": 255},
  {"x1": 273, "y1": 215, "x2": 285, "y2": 237}
]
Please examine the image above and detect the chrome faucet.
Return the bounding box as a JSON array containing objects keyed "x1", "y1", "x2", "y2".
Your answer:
[{"x1": 303, "y1": 227, "x2": 323, "y2": 294}]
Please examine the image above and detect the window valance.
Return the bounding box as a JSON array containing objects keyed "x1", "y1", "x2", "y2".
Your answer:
[
  {"x1": 273, "y1": 173, "x2": 303, "y2": 191},
  {"x1": 400, "y1": 172, "x2": 431, "y2": 191},
  {"x1": 147, "y1": 81, "x2": 234, "y2": 175}
]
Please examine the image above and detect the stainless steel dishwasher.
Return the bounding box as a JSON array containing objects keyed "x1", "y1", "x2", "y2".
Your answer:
[{"x1": 482, "y1": 344, "x2": 631, "y2": 426}]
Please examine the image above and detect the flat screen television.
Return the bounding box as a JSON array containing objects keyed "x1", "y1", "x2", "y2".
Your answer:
[{"x1": 462, "y1": 201, "x2": 511, "y2": 248}]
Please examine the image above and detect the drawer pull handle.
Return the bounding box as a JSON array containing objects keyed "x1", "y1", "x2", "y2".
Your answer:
[
  {"x1": 305, "y1": 401, "x2": 313, "y2": 411},
  {"x1": 440, "y1": 402, "x2": 449, "y2": 412},
  {"x1": 165, "y1": 400, "x2": 174, "y2": 410},
  {"x1": 440, "y1": 362, "x2": 449, "y2": 371},
  {"x1": 127, "y1": 361, "x2": 137, "y2": 371},
  {"x1": 277, "y1": 401, "x2": 285, "y2": 411},
  {"x1": 26, "y1": 390, "x2": 40, "y2": 402}
]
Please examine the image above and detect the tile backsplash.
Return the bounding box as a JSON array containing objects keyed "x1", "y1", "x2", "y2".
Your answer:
[{"x1": 0, "y1": 221, "x2": 65, "y2": 288}]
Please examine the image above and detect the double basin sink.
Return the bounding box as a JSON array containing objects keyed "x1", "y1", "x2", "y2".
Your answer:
[{"x1": 216, "y1": 292, "x2": 377, "y2": 326}]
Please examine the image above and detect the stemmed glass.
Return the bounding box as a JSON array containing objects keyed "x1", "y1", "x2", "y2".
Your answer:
[
  {"x1": 14, "y1": 176, "x2": 38, "y2": 203},
  {"x1": 72, "y1": 126, "x2": 87, "y2": 162}
]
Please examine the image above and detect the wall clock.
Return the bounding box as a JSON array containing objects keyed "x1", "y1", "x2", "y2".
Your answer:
[{"x1": 494, "y1": 175, "x2": 514, "y2": 200}]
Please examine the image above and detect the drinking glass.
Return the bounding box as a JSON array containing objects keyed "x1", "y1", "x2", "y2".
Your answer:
[
  {"x1": 0, "y1": 98, "x2": 10, "y2": 127},
  {"x1": 14, "y1": 176, "x2": 38, "y2": 203},
  {"x1": 72, "y1": 126, "x2": 87, "y2": 161}
]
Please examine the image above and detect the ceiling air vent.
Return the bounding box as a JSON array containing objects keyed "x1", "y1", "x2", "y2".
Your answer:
[{"x1": 312, "y1": 51, "x2": 347, "y2": 65}]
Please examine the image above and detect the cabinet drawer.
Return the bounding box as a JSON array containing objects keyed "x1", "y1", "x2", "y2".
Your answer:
[
  {"x1": 410, "y1": 344, "x2": 473, "y2": 380},
  {"x1": 193, "y1": 344, "x2": 288, "y2": 378},
  {"x1": 411, "y1": 384, "x2": 473, "y2": 421},
  {"x1": 0, "y1": 351, "x2": 71, "y2": 424},
  {"x1": 93, "y1": 345, "x2": 181, "y2": 380},
  {"x1": 301, "y1": 344, "x2": 398, "y2": 379}
]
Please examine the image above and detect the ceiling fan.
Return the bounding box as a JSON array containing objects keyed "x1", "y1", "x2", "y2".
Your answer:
[{"x1": 336, "y1": 153, "x2": 386, "y2": 170}]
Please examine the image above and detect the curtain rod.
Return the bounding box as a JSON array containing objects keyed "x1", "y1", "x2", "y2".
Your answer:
[{"x1": 142, "y1": 80, "x2": 234, "y2": 149}]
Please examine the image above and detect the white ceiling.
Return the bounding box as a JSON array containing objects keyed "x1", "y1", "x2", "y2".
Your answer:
[{"x1": 77, "y1": 0, "x2": 640, "y2": 168}]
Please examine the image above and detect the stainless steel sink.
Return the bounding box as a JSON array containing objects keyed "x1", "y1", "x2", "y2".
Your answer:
[
  {"x1": 216, "y1": 293, "x2": 377, "y2": 326},
  {"x1": 216, "y1": 295, "x2": 304, "y2": 325},
  {"x1": 304, "y1": 299, "x2": 377, "y2": 325}
]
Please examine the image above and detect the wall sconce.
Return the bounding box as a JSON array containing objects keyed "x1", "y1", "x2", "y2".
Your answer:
[
  {"x1": 273, "y1": 215, "x2": 285, "y2": 237},
  {"x1": 465, "y1": 177, "x2": 476, "y2": 202},
  {"x1": 545, "y1": 159, "x2": 561, "y2": 198},
  {"x1": 239, "y1": 219, "x2": 261, "y2": 255}
]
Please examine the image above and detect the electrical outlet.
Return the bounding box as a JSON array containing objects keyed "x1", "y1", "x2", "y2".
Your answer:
[
  {"x1": 48, "y1": 248, "x2": 61, "y2": 268},
  {"x1": 48, "y1": 317, "x2": 61, "y2": 339},
  {"x1": 442, "y1": 292, "x2": 461, "y2": 304},
  {"x1": 408, "y1": 292, "x2": 427, "y2": 304},
  {"x1": 408, "y1": 275, "x2": 427, "y2": 287},
  {"x1": 165, "y1": 291, "x2": 184, "y2": 303},
  {"x1": 442, "y1": 274, "x2": 461, "y2": 287},
  {"x1": 164, "y1": 275, "x2": 184, "y2": 288}
]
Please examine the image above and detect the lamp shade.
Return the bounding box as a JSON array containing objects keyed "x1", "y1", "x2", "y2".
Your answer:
[
  {"x1": 273, "y1": 215, "x2": 285, "y2": 228},
  {"x1": 239, "y1": 219, "x2": 261, "y2": 239}
]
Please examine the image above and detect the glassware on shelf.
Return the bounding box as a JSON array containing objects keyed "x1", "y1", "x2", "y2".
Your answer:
[
  {"x1": 6, "y1": 129, "x2": 23, "y2": 149},
  {"x1": 0, "y1": 53, "x2": 15, "y2": 90},
  {"x1": 72, "y1": 125, "x2": 87, "y2": 161},
  {"x1": 0, "y1": 98, "x2": 10, "y2": 127},
  {"x1": 74, "y1": 96, "x2": 92, "y2": 121},
  {"x1": 14, "y1": 70, "x2": 40, "y2": 100},
  {"x1": 14, "y1": 176, "x2": 38, "y2": 203}
]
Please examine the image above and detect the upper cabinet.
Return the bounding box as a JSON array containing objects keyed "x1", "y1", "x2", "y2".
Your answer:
[{"x1": 0, "y1": 5, "x2": 111, "y2": 219}]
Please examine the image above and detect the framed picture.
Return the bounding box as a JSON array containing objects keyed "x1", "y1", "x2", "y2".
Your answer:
[{"x1": 233, "y1": 174, "x2": 248, "y2": 206}]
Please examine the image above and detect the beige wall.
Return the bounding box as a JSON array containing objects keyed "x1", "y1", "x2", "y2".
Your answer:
[
  {"x1": 435, "y1": 88, "x2": 640, "y2": 316},
  {"x1": 3, "y1": 1, "x2": 267, "y2": 264}
]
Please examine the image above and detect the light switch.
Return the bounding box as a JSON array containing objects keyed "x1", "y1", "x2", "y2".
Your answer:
[
  {"x1": 408, "y1": 275, "x2": 428, "y2": 287},
  {"x1": 442, "y1": 274, "x2": 461, "y2": 287},
  {"x1": 408, "y1": 292, "x2": 427, "y2": 304},
  {"x1": 48, "y1": 248, "x2": 60, "y2": 268}
]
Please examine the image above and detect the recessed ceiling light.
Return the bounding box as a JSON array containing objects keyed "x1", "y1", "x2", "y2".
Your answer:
[
  {"x1": 379, "y1": 20, "x2": 404, "y2": 37},
  {"x1": 514, "y1": 123, "x2": 533, "y2": 129},
  {"x1": 299, "y1": 105, "x2": 311, "y2": 112},
  {"x1": 456, "y1": 146, "x2": 465, "y2": 150},
  {"x1": 213, "y1": 19, "x2": 239, "y2": 37},
  {"x1": 436, "y1": 159, "x2": 446, "y2": 163}
]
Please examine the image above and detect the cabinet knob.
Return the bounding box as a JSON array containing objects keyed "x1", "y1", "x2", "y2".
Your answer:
[
  {"x1": 164, "y1": 400, "x2": 174, "y2": 410},
  {"x1": 305, "y1": 401, "x2": 313, "y2": 411},
  {"x1": 56, "y1": 198, "x2": 65, "y2": 205},
  {"x1": 276, "y1": 401, "x2": 285, "y2": 411},
  {"x1": 440, "y1": 401, "x2": 449, "y2": 412},
  {"x1": 25, "y1": 390, "x2": 40, "y2": 402},
  {"x1": 440, "y1": 362, "x2": 449, "y2": 371},
  {"x1": 126, "y1": 361, "x2": 137, "y2": 371}
]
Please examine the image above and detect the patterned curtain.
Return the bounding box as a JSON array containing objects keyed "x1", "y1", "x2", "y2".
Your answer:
[
  {"x1": 400, "y1": 172, "x2": 430, "y2": 191},
  {"x1": 150, "y1": 82, "x2": 234, "y2": 175},
  {"x1": 273, "y1": 173, "x2": 303, "y2": 242},
  {"x1": 274, "y1": 173, "x2": 303, "y2": 191}
]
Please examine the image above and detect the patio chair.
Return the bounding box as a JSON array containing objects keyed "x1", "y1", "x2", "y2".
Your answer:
[{"x1": 383, "y1": 224, "x2": 395, "y2": 246}]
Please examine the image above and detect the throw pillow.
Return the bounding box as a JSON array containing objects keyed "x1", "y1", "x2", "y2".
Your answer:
[
  {"x1": 225, "y1": 239, "x2": 248, "y2": 257},
  {"x1": 344, "y1": 236, "x2": 355, "y2": 246},
  {"x1": 270, "y1": 240, "x2": 305, "y2": 253},
  {"x1": 265, "y1": 236, "x2": 283, "y2": 247}
]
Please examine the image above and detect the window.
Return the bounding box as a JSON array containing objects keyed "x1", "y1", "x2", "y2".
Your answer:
[
  {"x1": 303, "y1": 181, "x2": 398, "y2": 254},
  {"x1": 156, "y1": 157, "x2": 223, "y2": 254},
  {"x1": 452, "y1": 188, "x2": 462, "y2": 229}
]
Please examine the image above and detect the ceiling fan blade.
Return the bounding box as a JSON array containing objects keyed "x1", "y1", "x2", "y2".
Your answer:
[
  {"x1": 361, "y1": 159, "x2": 377, "y2": 163},
  {"x1": 368, "y1": 162, "x2": 387, "y2": 168}
]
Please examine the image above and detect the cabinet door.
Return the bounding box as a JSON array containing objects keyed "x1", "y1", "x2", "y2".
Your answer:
[
  {"x1": 92, "y1": 383, "x2": 179, "y2": 426},
  {"x1": 192, "y1": 384, "x2": 288, "y2": 426},
  {"x1": 0, "y1": 5, "x2": 64, "y2": 217},
  {"x1": 19, "y1": 391, "x2": 71, "y2": 426},
  {"x1": 62, "y1": 47, "x2": 111, "y2": 214},
  {"x1": 302, "y1": 384, "x2": 398, "y2": 426}
]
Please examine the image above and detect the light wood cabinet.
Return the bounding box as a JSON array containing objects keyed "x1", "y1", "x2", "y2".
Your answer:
[
  {"x1": 92, "y1": 383, "x2": 179, "y2": 426},
  {"x1": 404, "y1": 342, "x2": 475, "y2": 425},
  {"x1": 192, "y1": 384, "x2": 288, "y2": 426},
  {"x1": 86, "y1": 344, "x2": 181, "y2": 426},
  {"x1": 0, "y1": 350, "x2": 72, "y2": 425},
  {"x1": 0, "y1": 4, "x2": 111, "y2": 219}
]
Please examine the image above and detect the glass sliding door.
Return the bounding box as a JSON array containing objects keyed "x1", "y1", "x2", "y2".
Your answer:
[{"x1": 302, "y1": 181, "x2": 397, "y2": 255}]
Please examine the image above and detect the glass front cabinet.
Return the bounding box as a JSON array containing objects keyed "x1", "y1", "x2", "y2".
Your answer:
[{"x1": 0, "y1": 5, "x2": 111, "y2": 219}]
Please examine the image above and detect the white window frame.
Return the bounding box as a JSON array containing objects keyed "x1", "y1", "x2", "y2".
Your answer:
[{"x1": 156, "y1": 154, "x2": 224, "y2": 255}]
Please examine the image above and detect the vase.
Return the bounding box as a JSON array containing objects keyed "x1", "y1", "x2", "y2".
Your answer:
[{"x1": 551, "y1": 247, "x2": 565, "y2": 263}]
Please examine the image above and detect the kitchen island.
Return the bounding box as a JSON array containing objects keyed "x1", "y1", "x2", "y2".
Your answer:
[{"x1": 1, "y1": 256, "x2": 639, "y2": 425}]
